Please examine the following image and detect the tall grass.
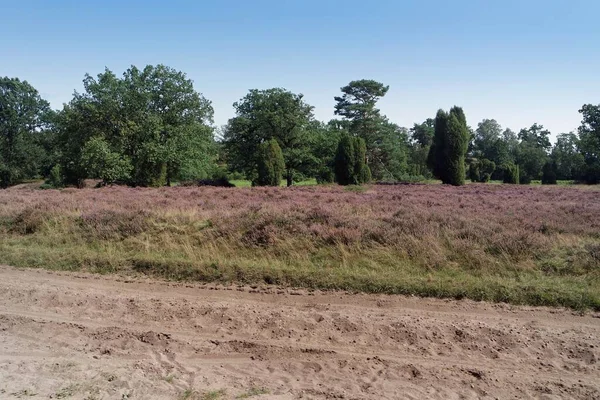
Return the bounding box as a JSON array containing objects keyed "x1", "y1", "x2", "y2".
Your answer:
[{"x1": 0, "y1": 183, "x2": 598, "y2": 309}]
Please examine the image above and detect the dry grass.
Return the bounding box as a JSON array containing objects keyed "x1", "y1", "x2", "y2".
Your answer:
[{"x1": 0, "y1": 183, "x2": 598, "y2": 309}]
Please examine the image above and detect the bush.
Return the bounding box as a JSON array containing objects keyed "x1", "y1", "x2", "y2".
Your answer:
[
  {"x1": 334, "y1": 135, "x2": 355, "y2": 185},
  {"x1": 81, "y1": 137, "x2": 133, "y2": 186},
  {"x1": 334, "y1": 135, "x2": 370, "y2": 185},
  {"x1": 45, "y1": 164, "x2": 64, "y2": 188},
  {"x1": 542, "y1": 161, "x2": 558, "y2": 185},
  {"x1": 254, "y1": 139, "x2": 285, "y2": 186},
  {"x1": 427, "y1": 107, "x2": 469, "y2": 186},
  {"x1": 196, "y1": 178, "x2": 235, "y2": 187},
  {"x1": 479, "y1": 159, "x2": 496, "y2": 183},
  {"x1": 227, "y1": 171, "x2": 246, "y2": 181},
  {"x1": 316, "y1": 167, "x2": 335, "y2": 184},
  {"x1": 503, "y1": 163, "x2": 520, "y2": 184}
]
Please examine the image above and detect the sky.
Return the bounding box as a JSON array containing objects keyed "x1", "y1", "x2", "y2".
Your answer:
[{"x1": 2, "y1": 0, "x2": 599, "y2": 138}]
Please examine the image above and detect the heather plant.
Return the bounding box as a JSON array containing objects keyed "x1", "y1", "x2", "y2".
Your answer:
[{"x1": 0, "y1": 183, "x2": 599, "y2": 309}]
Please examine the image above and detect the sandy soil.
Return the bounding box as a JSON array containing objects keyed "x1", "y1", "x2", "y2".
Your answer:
[{"x1": 0, "y1": 266, "x2": 598, "y2": 400}]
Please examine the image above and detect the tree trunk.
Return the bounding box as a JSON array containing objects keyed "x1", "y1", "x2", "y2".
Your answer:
[{"x1": 286, "y1": 172, "x2": 293, "y2": 187}]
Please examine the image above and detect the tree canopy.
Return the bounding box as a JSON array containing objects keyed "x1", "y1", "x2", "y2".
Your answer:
[
  {"x1": 0, "y1": 77, "x2": 53, "y2": 187},
  {"x1": 1, "y1": 68, "x2": 599, "y2": 189},
  {"x1": 55, "y1": 65, "x2": 215, "y2": 186},
  {"x1": 223, "y1": 88, "x2": 316, "y2": 186}
]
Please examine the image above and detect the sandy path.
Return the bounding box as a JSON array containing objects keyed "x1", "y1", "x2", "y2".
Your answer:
[{"x1": 0, "y1": 266, "x2": 598, "y2": 399}]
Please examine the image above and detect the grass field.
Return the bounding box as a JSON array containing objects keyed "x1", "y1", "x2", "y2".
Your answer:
[{"x1": 0, "y1": 183, "x2": 598, "y2": 310}]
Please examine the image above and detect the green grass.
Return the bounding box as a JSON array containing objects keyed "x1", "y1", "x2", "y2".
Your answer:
[
  {"x1": 236, "y1": 387, "x2": 269, "y2": 398},
  {"x1": 202, "y1": 389, "x2": 226, "y2": 400},
  {"x1": 0, "y1": 237, "x2": 597, "y2": 310}
]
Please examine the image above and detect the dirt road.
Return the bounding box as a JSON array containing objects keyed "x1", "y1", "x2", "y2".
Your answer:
[{"x1": 0, "y1": 266, "x2": 598, "y2": 399}]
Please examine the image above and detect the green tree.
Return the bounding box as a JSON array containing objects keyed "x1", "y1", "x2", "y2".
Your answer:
[
  {"x1": 541, "y1": 160, "x2": 557, "y2": 184},
  {"x1": 335, "y1": 79, "x2": 402, "y2": 180},
  {"x1": 224, "y1": 88, "x2": 316, "y2": 186},
  {"x1": 516, "y1": 124, "x2": 551, "y2": 184},
  {"x1": 518, "y1": 123, "x2": 552, "y2": 151},
  {"x1": 334, "y1": 134, "x2": 355, "y2": 185},
  {"x1": 472, "y1": 119, "x2": 511, "y2": 179},
  {"x1": 80, "y1": 137, "x2": 132, "y2": 185},
  {"x1": 254, "y1": 139, "x2": 285, "y2": 186},
  {"x1": 56, "y1": 65, "x2": 215, "y2": 187},
  {"x1": 310, "y1": 120, "x2": 344, "y2": 184},
  {"x1": 407, "y1": 119, "x2": 435, "y2": 178},
  {"x1": 353, "y1": 136, "x2": 371, "y2": 184},
  {"x1": 0, "y1": 77, "x2": 52, "y2": 187},
  {"x1": 369, "y1": 119, "x2": 409, "y2": 181},
  {"x1": 428, "y1": 107, "x2": 470, "y2": 185},
  {"x1": 577, "y1": 104, "x2": 600, "y2": 184},
  {"x1": 550, "y1": 133, "x2": 585, "y2": 180},
  {"x1": 334, "y1": 135, "x2": 371, "y2": 185},
  {"x1": 469, "y1": 158, "x2": 496, "y2": 182},
  {"x1": 503, "y1": 163, "x2": 520, "y2": 184}
]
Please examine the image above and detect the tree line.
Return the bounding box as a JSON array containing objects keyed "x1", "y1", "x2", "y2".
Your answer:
[{"x1": 1, "y1": 64, "x2": 599, "y2": 189}]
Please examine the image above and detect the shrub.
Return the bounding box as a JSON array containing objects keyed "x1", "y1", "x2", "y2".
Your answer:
[
  {"x1": 80, "y1": 137, "x2": 132, "y2": 186},
  {"x1": 45, "y1": 164, "x2": 64, "y2": 188},
  {"x1": 503, "y1": 163, "x2": 520, "y2": 184},
  {"x1": 254, "y1": 139, "x2": 285, "y2": 186},
  {"x1": 316, "y1": 167, "x2": 335, "y2": 184},
  {"x1": 427, "y1": 107, "x2": 469, "y2": 186},
  {"x1": 469, "y1": 160, "x2": 480, "y2": 183},
  {"x1": 542, "y1": 161, "x2": 558, "y2": 184},
  {"x1": 334, "y1": 135, "x2": 355, "y2": 185},
  {"x1": 334, "y1": 135, "x2": 370, "y2": 185},
  {"x1": 196, "y1": 178, "x2": 235, "y2": 187},
  {"x1": 479, "y1": 159, "x2": 496, "y2": 183}
]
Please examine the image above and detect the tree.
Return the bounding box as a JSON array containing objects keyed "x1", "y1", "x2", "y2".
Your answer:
[
  {"x1": 334, "y1": 79, "x2": 397, "y2": 179},
  {"x1": 80, "y1": 137, "x2": 132, "y2": 185},
  {"x1": 407, "y1": 119, "x2": 435, "y2": 178},
  {"x1": 503, "y1": 163, "x2": 520, "y2": 184},
  {"x1": 518, "y1": 123, "x2": 552, "y2": 151},
  {"x1": 472, "y1": 119, "x2": 511, "y2": 179},
  {"x1": 427, "y1": 107, "x2": 470, "y2": 185},
  {"x1": 353, "y1": 135, "x2": 371, "y2": 184},
  {"x1": 541, "y1": 161, "x2": 557, "y2": 184},
  {"x1": 55, "y1": 65, "x2": 215, "y2": 187},
  {"x1": 223, "y1": 88, "x2": 316, "y2": 186},
  {"x1": 254, "y1": 139, "x2": 285, "y2": 186},
  {"x1": 577, "y1": 104, "x2": 600, "y2": 184},
  {"x1": 473, "y1": 119, "x2": 502, "y2": 158},
  {"x1": 334, "y1": 135, "x2": 355, "y2": 185},
  {"x1": 369, "y1": 119, "x2": 409, "y2": 181},
  {"x1": 516, "y1": 124, "x2": 551, "y2": 184},
  {"x1": 334, "y1": 135, "x2": 370, "y2": 185},
  {"x1": 469, "y1": 158, "x2": 496, "y2": 182},
  {"x1": 550, "y1": 133, "x2": 585, "y2": 180},
  {"x1": 0, "y1": 77, "x2": 52, "y2": 188},
  {"x1": 310, "y1": 120, "x2": 344, "y2": 184}
]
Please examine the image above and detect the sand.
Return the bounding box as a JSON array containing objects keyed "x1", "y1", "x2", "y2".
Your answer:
[{"x1": 0, "y1": 265, "x2": 598, "y2": 399}]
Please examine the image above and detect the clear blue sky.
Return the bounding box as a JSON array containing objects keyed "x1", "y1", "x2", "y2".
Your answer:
[{"x1": 2, "y1": 0, "x2": 599, "y2": 138}]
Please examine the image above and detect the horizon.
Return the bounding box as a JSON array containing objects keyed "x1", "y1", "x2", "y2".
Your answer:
[{"x1": 2, "y1": 0, "x2": 599, "y2": 137}]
